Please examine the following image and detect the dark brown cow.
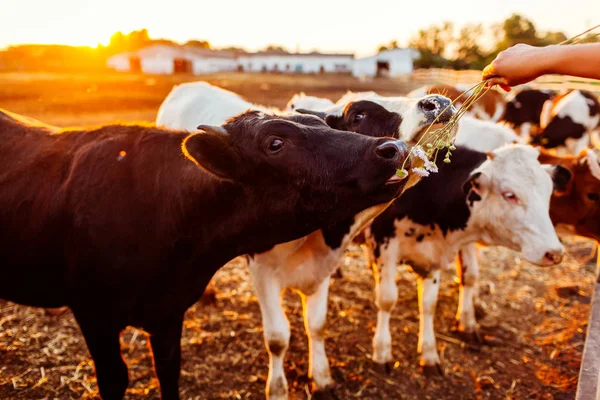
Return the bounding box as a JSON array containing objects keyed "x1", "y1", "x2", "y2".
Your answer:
[{"x1": 0, "y1": 109, "x2": 410, "y2": 400}]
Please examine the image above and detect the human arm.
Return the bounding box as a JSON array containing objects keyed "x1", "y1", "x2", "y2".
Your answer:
[{"x1": 482, "y1": 43, "x2": 600, "y2": 89}]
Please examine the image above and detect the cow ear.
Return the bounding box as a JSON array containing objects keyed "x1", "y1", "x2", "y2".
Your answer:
[
  {"x1": 295, "y1": 109, "x2": 326, "y2": 120},
  {"x1": 324, "y1": 114, "x2": 347, "y2": 130},
  {"x1": 183, "y1": 127, "x2": 240, "y2": 181},
  {"x1": 542, "y1": 164, "x2": 573, "y2": 192},
  {"x1": 462, "y1": 171, "x2": 483, "y2": 195},
  {"x1": 583, "y1": 150, "x2": 600, "y2": 181}
]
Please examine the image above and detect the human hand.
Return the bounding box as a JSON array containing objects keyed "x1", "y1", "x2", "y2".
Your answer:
[{"x1": 482, "y1": 44, "x2": 554, "y2": 90}]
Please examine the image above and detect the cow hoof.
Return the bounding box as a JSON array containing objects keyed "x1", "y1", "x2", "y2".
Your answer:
[
  {"x1": 455, "y1": 328, "x2": 484, "y2": 344},
  {"x1": 333, "y1": 268, "x2": 344, "y2": 279},
  {"x1": 199, "y1": 285, "x2": 218, "y2": 305},
  {"x1": 373, "y1": 361, "x2": 393, "y2": 375},
  {"x1": 422, "y1": 363, "x2": 444, "y2": 377},
  {"x1": 312, "y1": 384, "x2": 340, "y2": 400},
  {"x1": 45, "y1": 307, "x2": 68, "y2": 316},
  {"x1": 474, "y1": 303, "x2": 487, "y2": 320}
]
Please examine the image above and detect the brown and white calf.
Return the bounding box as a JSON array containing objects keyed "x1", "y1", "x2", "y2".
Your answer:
[
  {"x1": 407, "y1": 83, "x2": 507, "y2": 122},
  {"x1": 363, "y1": 144, "x2": 565, "y2": 374},
  {"x1": 451, "y1": 148, "x2": 600, "y2": 342},
  {"x1": 156, "y1": 85, "x2": 455, "y2": 399},
  {"x1": 532, "y1": 90, "x2": 600, "y2": 155},
  {"x1": 0, "y1": 109, "x2": 411, "y2": 400}
]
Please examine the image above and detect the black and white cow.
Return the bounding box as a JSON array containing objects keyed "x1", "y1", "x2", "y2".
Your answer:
[
  {"x1": 156, "y1": 85, "x2": 455, "y2": 399},
  {"x1": 363, "y1": 144, "x2": 565, "y2": 374},
  {"x1": 501, "y1": 88, "x2": 556, "y2": 137},
  {"x1": 0, "y1": 109, "x2": 411, "y2": 400},
  {"x1": 533, "y1": 90, "x2": 600, "y2": 155}
]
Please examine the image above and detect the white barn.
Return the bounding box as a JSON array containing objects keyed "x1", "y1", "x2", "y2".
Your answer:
[
  {"x1": 107, "y1": 45, "x2": 237, "y2": 75},
  {"x1": 353, "y1": 48, "x2": 418, "y2": 78},
  {"x1": 107, "y1": 45, "x2": 417, "y2": 77},
  {"x1": 236, "y1": 51, "x2": 354, "y2": 74}
]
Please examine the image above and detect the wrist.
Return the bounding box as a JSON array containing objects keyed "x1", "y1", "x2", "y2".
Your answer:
[{"x1": 537, "y1": 45, "x2": 561, "y2": 76}]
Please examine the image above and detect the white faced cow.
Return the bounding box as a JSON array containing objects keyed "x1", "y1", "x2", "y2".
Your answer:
[
  {"x1": 363, "y1": 144, "x2": 565, "y2": 374},
  {"x1": 155, "y1": 84, "x2": 455, "y2": 399}
]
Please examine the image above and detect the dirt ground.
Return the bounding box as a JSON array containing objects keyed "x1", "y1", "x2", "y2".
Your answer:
[{"x1": 0, "y1": 72, "x2": 597, "y2": 399}]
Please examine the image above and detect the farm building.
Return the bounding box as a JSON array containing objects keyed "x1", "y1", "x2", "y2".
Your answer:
[
  {"x1": 107, "y1": 45, "x2": 418, "y2": 76},
  {"x1": 236, "y1": 51, "x2": 354, "y2": 74},
  {"x1": 106, "y1": 45, "x2": 237, "y2": 75},
  {"x1": 352, "y1": 48, "x2": 419, "y2": 78}
]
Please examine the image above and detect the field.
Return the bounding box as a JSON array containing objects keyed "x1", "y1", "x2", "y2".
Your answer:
[{"x1": 0, "y1": 72, "x2": 597, "y2": 400}]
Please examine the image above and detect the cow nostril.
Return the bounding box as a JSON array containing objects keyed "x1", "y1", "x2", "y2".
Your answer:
[
  {"x1": 375, "y1": 142, "x2": 400, "y2": 160},
  {"x1": 544, "y1": 250, "x2": 564, "y2": 265},
  {"x1": 419, "y1": 99, "x2": 438, "y2": 112}
]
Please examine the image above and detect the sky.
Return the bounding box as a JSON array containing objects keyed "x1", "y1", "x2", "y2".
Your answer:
[{"x1": 1, "y1": 0, "x2": 598, "y2": 57}]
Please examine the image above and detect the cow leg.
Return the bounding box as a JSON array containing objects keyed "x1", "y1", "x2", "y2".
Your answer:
[
  {"x1": 148, "y1": 315, "x2": 184, "y2": 400},
  {"x1": 454, "y1": 244, "x2": 481, "y2": 338},
  {"x1": 74, "y1": 313, "x2": 128, "y2": 400},
  {"x1": 302, "y1": 276, "x2": 334, "y2": 391},
  {"x1": 251, "y1": 269, "x2": 289, "y2": 400},
  {"x1": 417, "y1": 269, "x2": 442, "y2": 375},
  {"x1": 372, "y1": 240, "x2": 399, "y2": 366}
]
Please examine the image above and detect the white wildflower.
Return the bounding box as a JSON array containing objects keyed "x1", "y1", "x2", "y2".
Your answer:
[
  {"x1": 424, "y1": 160, "x2": 438, "y2": 173},
  {"x1": 412, "y1": 167, "x2": 430, "y2": 177},
  {"x1": 412, "y1": 146, "x2": 429, "y2": 164}
]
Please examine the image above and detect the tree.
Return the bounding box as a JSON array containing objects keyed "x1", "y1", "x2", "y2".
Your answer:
[
  {"x1": 107, "y1": 29, "x2": 151, "y2": 54},
  {"x1": 263, "y1": 44, "x2": 287, "y2": 52},
  {"x1": 452, "y1": 24, "x2": 487, "y2": 70},
  {"x1": 578, "y1": 33, "x2": 600, "y2": 43},
  {"x1": 184, "y1": 40, "x2": 211, "y2": 49},
  {"x1": 500, "y1": 14, "x2": 538, "y2": 48},
  {"x1": 377, "y1": 40, "x2": 399, "y2": 53},
  {"x1": 409, "y1": 22, "x2": 454, "y2": 68},
  {"x1": 539, "y1": 31, "x2": 568, "y2": 46}
]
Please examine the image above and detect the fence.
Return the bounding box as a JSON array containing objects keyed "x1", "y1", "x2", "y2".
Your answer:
[{"x1": 407, "y1": 68, "x2": 600, "y2": 94}]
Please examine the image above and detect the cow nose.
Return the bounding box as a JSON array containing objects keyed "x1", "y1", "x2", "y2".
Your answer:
[
  {"x1": 418, "y1": 95, "x2": 455, "y2": 123},
  {"x1": 543, "y1": 249, "x2": 564, "y2": 265},
  {"x1": 375, "y1": 140, "x2": 407, "y2": 161}
]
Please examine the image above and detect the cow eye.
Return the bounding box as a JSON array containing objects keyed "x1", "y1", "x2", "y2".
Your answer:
[
  {"x1": 268, "y1": 138, "x2": 284, "y2": 154},
  {"x1": 587, "y1": 193, "x2": 600, "y2": 201},
  {"x1": 352, "y1": 113, "x2": 365, "y2": 123},
  {"x1": 502, "y1": 191, "x2": 519, "y2": 204}
]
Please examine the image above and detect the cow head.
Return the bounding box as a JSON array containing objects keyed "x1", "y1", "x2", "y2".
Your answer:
[
  {"x1": 297, "y1": 94, "x2": 455, "y2": 143},
  {"x1": 502, "y1": 89, "x2": 555, "y2": 129},
  {"x1": 183, "y1": 111, "x2": 411, "y2": 228},
  {"x1": 538, "y1": 149, "x2": 600, "y2": 241},
  {"x1": 462, "y1": 144, "x2": 565, "y2": 266},
  {"x1": 531, "y1": 90, "x2": 600, "y2": 155}
]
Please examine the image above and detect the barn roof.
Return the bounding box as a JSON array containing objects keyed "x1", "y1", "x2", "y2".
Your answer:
[
  {"x1": 240, "y1": 50, "x2": 354, "y2": 58},
  {"x1": 132, "y1": 45, "x2": 238, "y2": 60}
]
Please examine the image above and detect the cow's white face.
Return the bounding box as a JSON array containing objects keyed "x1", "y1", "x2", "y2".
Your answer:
[
  {"x1": 465, "y1": 144, "x2": 564, "y2": 266},
  {"x1": 372, "y1": 95, "x2": 456, "y2": 142},
  {"x1": 325, "y1": 94, "x2": 455, "y2": 142}
]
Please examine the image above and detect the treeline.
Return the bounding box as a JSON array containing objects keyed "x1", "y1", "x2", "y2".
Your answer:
[{"x1": 392, "y1": 14, "x2": 598, "y2": 70}]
